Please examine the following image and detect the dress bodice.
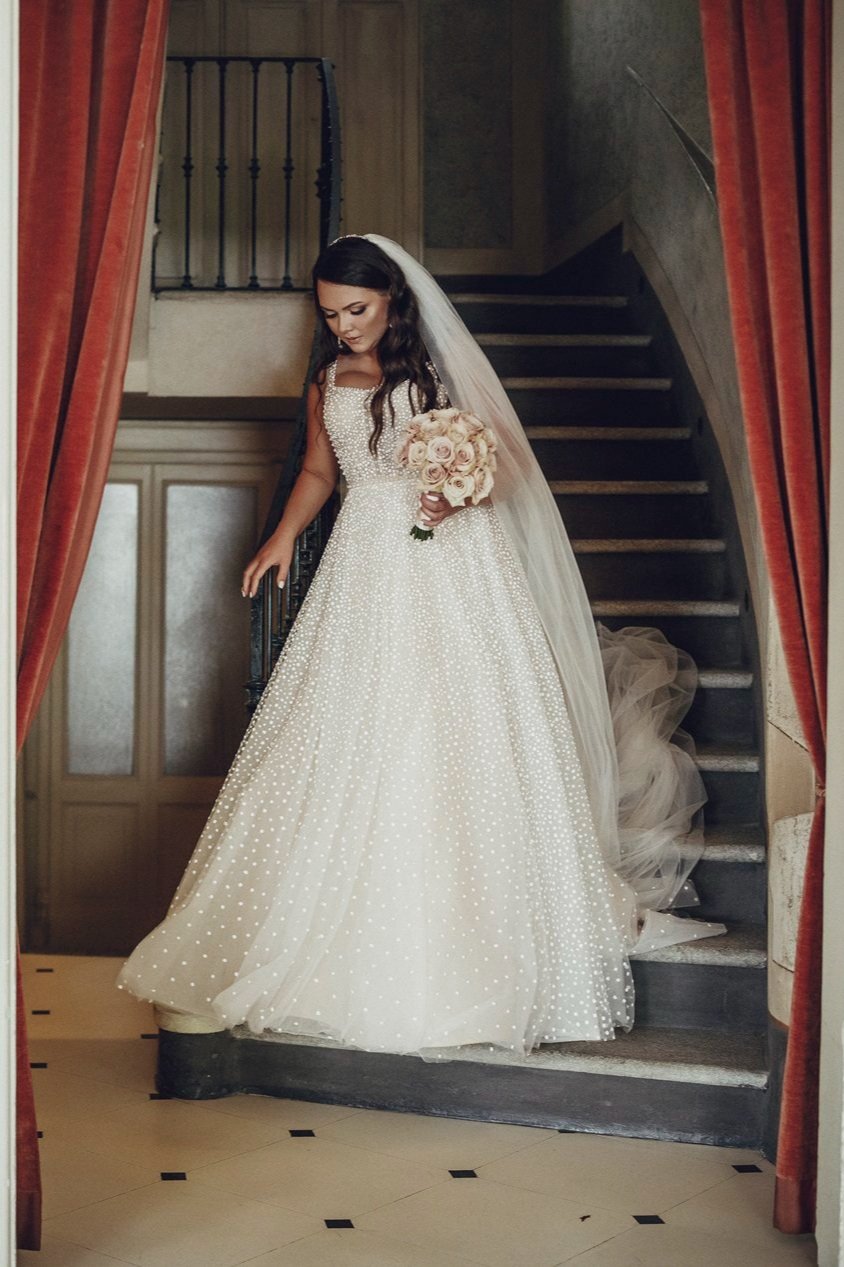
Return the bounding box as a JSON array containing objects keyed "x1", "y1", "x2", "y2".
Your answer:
[{"x1": 323, "y1": 358, "x2": 447, "y2": 490}]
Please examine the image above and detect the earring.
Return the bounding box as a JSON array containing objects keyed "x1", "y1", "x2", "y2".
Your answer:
[{"x1": 337, "y1": 335, "x2": 343, "y2": 348}]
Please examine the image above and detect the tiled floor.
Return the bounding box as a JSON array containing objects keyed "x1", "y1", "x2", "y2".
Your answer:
[{"x1": 20, "y1": 954, "x2": 817, "y2": 1267}]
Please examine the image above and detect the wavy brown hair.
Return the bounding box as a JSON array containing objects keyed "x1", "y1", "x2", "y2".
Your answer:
[{"x1": 311, "y1": 236, "x2": 442, "y2": 455}]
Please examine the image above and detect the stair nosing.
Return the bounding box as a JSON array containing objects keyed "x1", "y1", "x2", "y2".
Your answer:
[
  {"x1": 697, "y1": 668, "x2": 754, "y2": 688},
  {"x1": 695, "y1": 746, "x2": 760, "y2": 773},
  {"x1": 631, "y1": 926, "x2": 766, "y2": 967},
  {"x1": 503, "y1": 376, "x2": 672, "y2": 390},
  {"x1": 551, "y1": 480, "x2": 708, "y2": 495},
  {"x1": 572, "y1": 538, "x2": 725, "y2": 554},
  {"x1": 591, "y1": 599, "x2": 740, "y2": 617},
  {"x1": 476, "y1": 333, "x2": 651, "y2": 347},
  {"x1": 230, "y1": 1024, "x2": 768, "y2": 1088},
  {"x1": 449, "y1": 293, "x2": 629, "y2": 307},
  {"x1": 525, "y1": 425, "x2": 692, "y2": 441}
]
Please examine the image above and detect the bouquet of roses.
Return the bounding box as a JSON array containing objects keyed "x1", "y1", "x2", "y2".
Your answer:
[{"x1": 394, "y1": 407, "x2": 498, "y2": 540}]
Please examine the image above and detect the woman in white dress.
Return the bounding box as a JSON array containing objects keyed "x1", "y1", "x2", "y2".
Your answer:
[{"x1": 115, "y1": 233, "x2": 725, "y2": 1062}]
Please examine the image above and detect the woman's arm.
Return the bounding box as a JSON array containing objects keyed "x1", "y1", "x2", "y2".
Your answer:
[{"x1": 241, "y1": 378, "x2": 339, "y2": 597}]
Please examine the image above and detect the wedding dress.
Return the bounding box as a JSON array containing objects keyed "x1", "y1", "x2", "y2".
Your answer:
[{"x1": 115, "y1": 356, "x2": 725, "y2": 1061}]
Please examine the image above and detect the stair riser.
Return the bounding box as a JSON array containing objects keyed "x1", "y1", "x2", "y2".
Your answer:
[
  {"x1": 508, "y1": 387, "x2": 673, "y2": 425},
  {"x1": 631, "y1": 961, "x2": 766, "y2": 1031},
  {"x1": 690, "y1": 859, "x2": 767, "y2": 925},
  {"x1": 698, "y1": 769, "x2": 760, "y2": 825},
  {"x1": 454, "y1": 302, "x2": 633, "y2": 334},
  {"x1": 685, "y1": 687, "x2": 756, "y2": 746},
  {"x1": 532, "y1": 438, "x2": 698, "y2": 480},
  {"x1": 595, "y1": 614, "x2": 746, "y2": 667},
  {"x1": 578, "y1": 552, "x2": 729, "y2": 601},
  {"x1": 484, "y1": 345, "x2": 658, "y2": 377},
  {"x1": 556, "y1": 493, "x2": 714, "y2": 538},
  {"x1": 157, "y1": 1029, "x2": 765, "y2": 1147}
]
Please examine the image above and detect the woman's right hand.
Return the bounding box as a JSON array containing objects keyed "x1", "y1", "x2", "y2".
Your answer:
[{"x1": 241, "y1": 534, "x2": 294, "y2": 598}]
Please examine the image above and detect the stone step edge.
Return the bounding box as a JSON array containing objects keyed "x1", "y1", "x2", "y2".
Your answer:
[
  {"x1": 221, "y1": 1024, "x2": 768, "y2": 1089},
  {"x1": 695, "y1": 745, "x2": 760, "y2": 773},
  {"x1": 476, "y1": 333, "x2": 651, "y2": 347},
  {"x1": 504, "y1": 376, "x2": 672, "y2": 390},
  {"x1": 449, "y1": 293, "x2": 630, "y2": 307},
  {"x1": 526, "y1": 425, "x2": 691, "y2": 440},
  {"x1": 592, "y1": 599, "x2": 740, "y2": 617},
  {"x1": 572, "y1": 538, "x2": 725, "y2": 554},
  {"x1": 631, "y1": 926, "x2": 766, "y2": 967},
  {"x1": 551, "y1": 480, "x2": 707, "y2": 495}
]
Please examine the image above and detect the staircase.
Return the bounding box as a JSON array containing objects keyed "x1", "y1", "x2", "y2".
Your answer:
[{"x1": 156, "y1": 240, "x2": 772, "y2": 1154}]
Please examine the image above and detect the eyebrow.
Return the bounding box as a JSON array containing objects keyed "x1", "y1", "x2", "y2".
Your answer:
[{"x1": 319, "y1": 300, "x2": 367, "y2": 313}]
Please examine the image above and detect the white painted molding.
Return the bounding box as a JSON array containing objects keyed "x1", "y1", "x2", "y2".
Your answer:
[{"x1": 0, "y1": 0, "x2": 18, "y2": 1256}]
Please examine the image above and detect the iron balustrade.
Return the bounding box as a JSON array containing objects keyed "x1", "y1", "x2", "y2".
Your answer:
[{"x1": 153, "y1": 55, "x2": 341, "y2": 292}]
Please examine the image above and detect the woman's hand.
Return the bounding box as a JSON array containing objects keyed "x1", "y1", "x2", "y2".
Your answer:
[
  {"x1": 241, "y1": 534, "x2": 294, "y2": 598},
  {"x1": 418, "y1": 491, "x2": 469, "y2": 528}
]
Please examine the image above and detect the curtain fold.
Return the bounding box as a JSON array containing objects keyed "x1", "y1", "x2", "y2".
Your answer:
[
  {"x1": 16, "y1": 0, "x2": 170, "y2": 1246},
  {"x1": 699, "y1": 0, "x2": 830, "y2": 1235}
]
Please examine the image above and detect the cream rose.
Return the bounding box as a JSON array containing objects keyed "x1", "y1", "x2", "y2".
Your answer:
[
  {"x1": 427, "y1": 435, "x2": 455, "y2": 464},
  {"x1": 408, "y1": 440, "x2": 429, "y2": 468},
  {"x1": 471, "y1": 465, "x2": 494, "y2": 503},
  {"x1": 442, "y1": 472, "x2": 476, "y2": 506},
  {"x1": 452, "y1": 440, "x2": 476, "y2": 472},
  {"x1": 421, "y1": 461, "x2": 447, "y2": 488}
]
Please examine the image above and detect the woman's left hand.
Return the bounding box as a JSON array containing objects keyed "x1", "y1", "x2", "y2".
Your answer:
[{"x1": 419, "y1": 491, "x2": 466, "y2": 527}]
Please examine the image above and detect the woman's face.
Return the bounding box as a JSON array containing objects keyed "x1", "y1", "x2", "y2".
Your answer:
[{"x1": 317, "y1": 281, "x2": 390, "y2": 356}]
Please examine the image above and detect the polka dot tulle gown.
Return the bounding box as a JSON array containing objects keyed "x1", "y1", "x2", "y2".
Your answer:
[{"x1": 115, "y1": 358, "x2": 643, "y2": 1060}]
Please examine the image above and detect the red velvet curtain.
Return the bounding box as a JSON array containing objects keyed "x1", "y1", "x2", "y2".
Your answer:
[
  {"x1": 699, "y1": 0, "x2": 830, "y2": 1235},
  {"x1": 17, "y1": 0, "x2": 170, "y2": 1247}
]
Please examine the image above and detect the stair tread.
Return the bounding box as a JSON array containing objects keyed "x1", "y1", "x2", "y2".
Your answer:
[
  {"x1": 476, "y1": 333, "x2": 651, "y2": 346},
  {"x1": 525, "y1": 425, "x2": 691, "y2": 440},
  {"x1": 696, "y1": 668, "x2": 754, "y2": 688},
  {"x1": 551, "y1": 480, "x2": 707, "y2": 494},
  {"x1": 235, "y1": 1024, "x2": 767, "y2": 1088},
  {"x1": 631, "y1": 924, "x2": 765, "y2": 966},
  {"x1": 449, "y1": 293, "x2": 629, "y2": 306},
  {"x1": 592, "y1": 599, "x2": 740, "y2": 616},
  {"x1": 572, "y1": 538, "x2": 725, "y2": 553},
  {"x1": 678, "y1": 825, "x2": 765, "y2": 864},
  {"x1": 503, "y1": 376, "x2": 672, "y2": 390},
  {"x1": 694, "y1": 743, "x2": 760, "y2": 773}
]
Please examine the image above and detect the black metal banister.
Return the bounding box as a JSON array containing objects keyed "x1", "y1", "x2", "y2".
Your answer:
[{"x1": 245, "y1": 55, "x2": 342, "y2": 710}]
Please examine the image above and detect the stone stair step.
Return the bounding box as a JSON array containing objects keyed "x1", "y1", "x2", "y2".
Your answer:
[
  {"x1": 631, "y1": 926, "x2": 766, "y2": 1032},
  {"x1": 551, "y1": 479, "x2": 707, "y2": 495},
  {"x1": 156, "y1": 1022, "x2": 767, "y2": 1146},
  {"x1": 483, "y1": 343, "x2": 659, "y2": 378},
  {"x1": 573, "y1": 538, "x2": 726, "y2": 553},
  {"x1": 526, "y1": 425, "x2": 692, "y2": 440},
  {"x1": 450, "y1": 295, "x2": 634, "y2": 334},
  {"x1": 578, "y1": 549, "x2": 729, "y2": 602},
  {"x1": 592, "y1": 599, "x2": 739, "y2": 617},
  {"x1": 686, "y1": 671, "x2": 756, "y2": 747},
  {"x1": 449, "y1": 293, "x2": 631, "y2": 305},
  {"x1": 596, "y1": 611, "x2": 746, "y2": 667},
  {"x1": 503, "y1": 375, "x2": 672, "y2": 390},
  {"x1": 476, "y1": 332, "x2": 651, "y2": 346},
  {"x1": 694, "y1": 824, "x2": 765, "y2": 862},
  {"x1": 537, "y1": 436, "x2": 697, "y2": 479},
  {"x1": 558, "y1": 491, "x2": 714, "y2": 537}
]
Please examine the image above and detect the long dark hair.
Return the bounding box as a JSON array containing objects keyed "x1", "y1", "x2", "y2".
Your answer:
[{"x1": 311, "y1": 236, "x2": 440, "y2": 455}]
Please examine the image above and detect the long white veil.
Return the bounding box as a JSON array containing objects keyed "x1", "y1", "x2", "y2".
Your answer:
[{"x1": 365, "y1": 232, "x2": 725, "y2": 954}]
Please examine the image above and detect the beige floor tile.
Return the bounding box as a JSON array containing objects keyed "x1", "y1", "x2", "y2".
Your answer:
[
  {"x1": 561, "y1": 1220, "x2": 817, "y2": 1266},
  {"x1": 45, "y1": 1097, "x2": 294, "y2": 1171},
  {"x1": 32, "y1": 1067, "x2": 151, "y2": 1130},
  {"x1": 19, "y1": 1232, "x2": 135, "y2": 1266},
  {"x1": 476, "y1": 1129, "x2": 740, "y2": 1214},
  {"x1": 663, "y1": 1170, "x2": 817, "y2": 1260},
  {"x1": 187, "y1": 1134, "x2": 447, "y2": 1218},
  {"x1": 191, "y1": 1092, "x2": 365, "y2": 1129},
  {"x1": 314, "y1": 1104, "x2": 556, "y2": 1169},
  {"x1": 28, "y1": 1039, "x2": 158, "y2": 1096},
  {"x1": 241, "y1": 1226, "x2": 486, "y2": 1265},
  {"x1": 38, "y1": 1134, "x2": 161, "y2": 1219},
  {"x1": 357, "y1": 1177, "x2": 634, "y2": 1266},
  {"x1": 43, "y1": 1182, "x2": 321, "y2": 1267}
]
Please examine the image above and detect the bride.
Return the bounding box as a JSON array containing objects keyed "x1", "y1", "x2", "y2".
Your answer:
[{"x1": 115, "y1": 233, "x2": 725, "y2": 1062}]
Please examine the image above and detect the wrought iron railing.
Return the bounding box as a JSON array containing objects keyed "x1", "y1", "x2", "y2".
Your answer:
[
  {"x1": 153, "y1": 55, "x2": 340, "y2": 291},
  {"x1": 243, "y1": 58, "x2": 342, "y2": 710}
]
